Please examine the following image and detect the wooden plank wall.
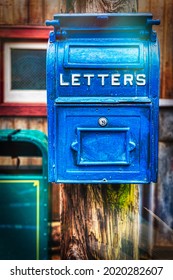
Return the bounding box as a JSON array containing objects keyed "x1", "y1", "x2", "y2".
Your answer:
[
  {"x1": 138, "y1": 0, "x2": 173, "y2": 99},
  {"x1": 0, "y1": 0, "x2": 66, "y2": 25}
]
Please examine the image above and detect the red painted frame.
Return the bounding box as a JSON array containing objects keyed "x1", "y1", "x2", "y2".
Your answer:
[{"x1": 0, "y1": 25, "x2": 51, "y2": 116}]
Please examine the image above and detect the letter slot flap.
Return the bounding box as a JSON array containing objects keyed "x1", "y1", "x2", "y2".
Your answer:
[
  {"x1": 71, "y1": 128, "x2": 136, "y2": 166},
  {"x1": 64, "y1": 43, "x2": 144, "y2": 69}
]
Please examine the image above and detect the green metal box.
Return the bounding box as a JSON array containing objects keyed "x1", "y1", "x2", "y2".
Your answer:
[{"x1": 0, "y1": 129, "x2": 49, "y2": 260}]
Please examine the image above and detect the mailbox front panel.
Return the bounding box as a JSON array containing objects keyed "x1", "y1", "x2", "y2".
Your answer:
[
  {"x1": 52, "y1": 104, "x2": 154, "y2": 184},
  {"x1": 46, "y1": 13, "x2": 160, "y2": 184}
]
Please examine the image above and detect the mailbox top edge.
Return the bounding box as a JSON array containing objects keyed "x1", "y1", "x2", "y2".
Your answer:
[
  {"x1": 54, "y1": 13, "x2": 153, "y2": 18},
  {"x1": 53, "y1": 13, "x2": 154, "y2": 23},
  {"x1": 50, "y1": 13, "x2": 159, "y2": 30}
]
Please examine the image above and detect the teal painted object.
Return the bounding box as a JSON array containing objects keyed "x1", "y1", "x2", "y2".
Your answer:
[
  {"x1": 46, "y1": 13, "x2": 160, "y2": 184},
  {"x1": 0, "y1": 130, "x2": 49, "y2": 260}
]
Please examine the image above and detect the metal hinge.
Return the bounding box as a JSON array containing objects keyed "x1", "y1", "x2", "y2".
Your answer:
[{"x1": 46, "y1": 20, "x2": 67, "y2": 42}]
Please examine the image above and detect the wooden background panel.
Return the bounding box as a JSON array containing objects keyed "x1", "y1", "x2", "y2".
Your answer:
[
  {"x1": 29, "y1": 0, "x2": 44, "y2": 25},
  {"x1": 0, "y1": 117, "x2": 47, "y2": 135},
  {"x1": 0, "y1": 0, "x2": 28, "y2": 25},
  {"x1": 44, "y1": 0, "x2": 62, "y2": 21},
  {"x1": 149, "y1": 0, "x2": 164, "y2": 98},
  {"x1": 138, "y1": 0, "x2": 173, "y2": 99},
  {"x1": 0, "y1": 117, "x2": 14, "y2": 129},
  {"x1": 137, "y1": 0, "x2": 150, "y2": 12},
  {"x1": 0, "y1": 117, "x2": 47, "y2": 134},
  {"x1": 13, "y1": 0, "x2": 28, "y2": 24},
  {"x1": 0, "y1": 0, "x2": 14, "y2": 24},
  {"x1": 162, "y1": 0, "x2": 173, "y2": 99}
]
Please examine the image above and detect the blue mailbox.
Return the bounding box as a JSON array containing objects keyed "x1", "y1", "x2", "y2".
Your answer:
[{"x1": 46, "y1": 13, "x2": 160, "y2": 184}]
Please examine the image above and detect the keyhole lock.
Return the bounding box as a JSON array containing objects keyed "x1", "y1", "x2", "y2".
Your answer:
[{"x1": 98, "y1": 117, "x2": 108, "y2": 127}]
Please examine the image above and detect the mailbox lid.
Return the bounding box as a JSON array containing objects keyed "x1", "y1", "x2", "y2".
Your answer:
[
  {"x1": 50, "y1": 104, "x2": 157, "y2": 184},
  {"x1": 53, "y1": 13, "x2": 154, "y2": 36}
]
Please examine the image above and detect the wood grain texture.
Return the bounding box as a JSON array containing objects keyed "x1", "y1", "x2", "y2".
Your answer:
[
  {"x1": 13, "y1": 0, "x2": 28, "y2": 24},
  {"x1": 150, "y1": 0, "x2": 164, "y2": 98},
  {"x1": 0, "y1": 117, "x2": 47, "y2": 133},
  {"x1": 44, "y1": 0, "x2": 61, "y2": 21},
  {"x1": 29, "y1": 0, "x2": 43, "y2": 25},
  {"x1": 0, "y1": 0, "x2": 28, "y2": 25},
  {"x1": 137, "y1": 0, "x2": 150, "y2": 12},
  {"x1": 0, "y1": 0, "x2": 13, "y2": 24},
  {"x1": 162, "y1": 0, "x2": 173, "y2": 98},
  {"x1": 68, "y1": 0, "x2": 137, "y2": 13},
  {"x1": 97, "y1": 0, "x2": 137, "y2": 13},
  {"x1": 61, "y1": 184, "x2": 139, "y2": 259}
]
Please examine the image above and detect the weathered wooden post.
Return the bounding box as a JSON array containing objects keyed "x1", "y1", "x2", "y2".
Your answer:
[{"x1": 60, "y1": 0, "x2": 139, "y2": 260}]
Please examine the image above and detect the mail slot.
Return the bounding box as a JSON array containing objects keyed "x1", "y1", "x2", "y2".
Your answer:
[{"x1": 46, "y1": 13, "x2": 160, "y2": 184}]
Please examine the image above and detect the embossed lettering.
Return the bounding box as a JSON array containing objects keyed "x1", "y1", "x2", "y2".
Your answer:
[
  {"x1": 124, "y1": 74, "x2": 133, "y2": 86},
  {"x1": 72, "y1": 74, "x2": 81, "y2": 86},
  {"x1": 60, "y1": 73, "x2": 69, "y2": 86},
  {"x1": 59, "y1": 73, "x2": 146, "y2": 87},
  {"x1": 98, "y1": 74, "x2": 109, "y2": 86},
  {"x1": 111, "y1": 74, "x2": 120, "y2": 86},
  {"x1": 83, "y1": 74, "x2": 94, "y2": 86},
  {"x1": 136, "y1": 74, "x2": 146, "y2": 86}
]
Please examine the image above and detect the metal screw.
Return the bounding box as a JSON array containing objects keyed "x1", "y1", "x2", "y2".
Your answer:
[{"x1": 98, "y1": 117, "x2": 108, "y2": 127}]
